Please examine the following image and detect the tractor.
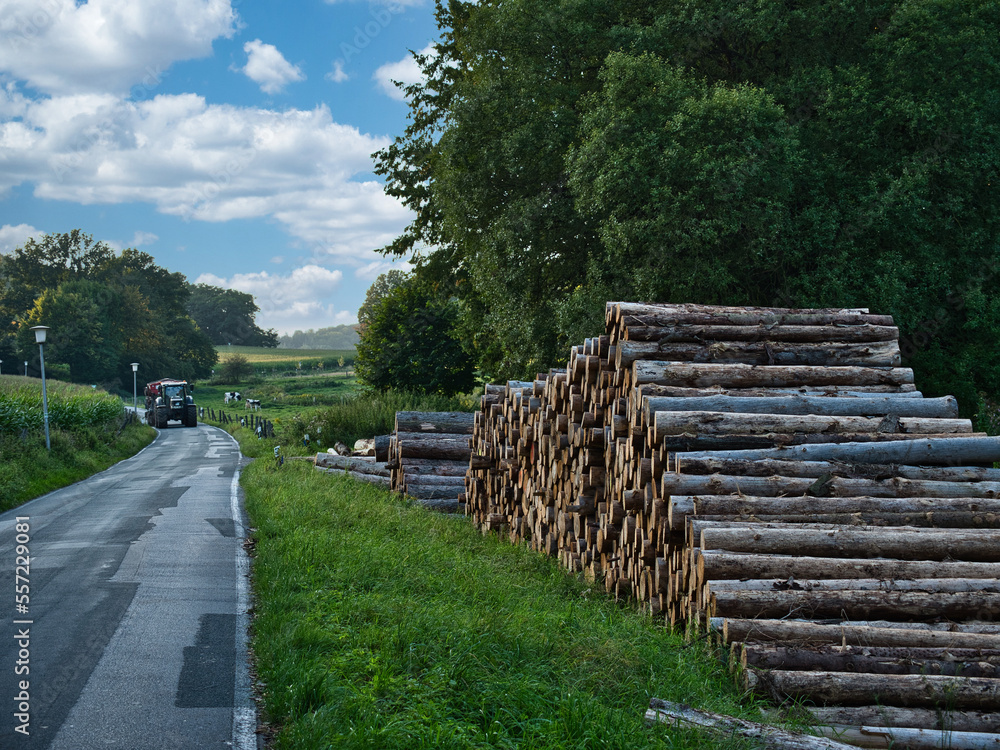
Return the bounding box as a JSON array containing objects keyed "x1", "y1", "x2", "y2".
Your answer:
[{"x1": 144, "y1": 379, "x2": 198, "y2": 428}]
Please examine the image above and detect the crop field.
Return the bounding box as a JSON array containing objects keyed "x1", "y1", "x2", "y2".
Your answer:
[{"x1": 215, "y1": 345, "x2": 354, "y2": 372}]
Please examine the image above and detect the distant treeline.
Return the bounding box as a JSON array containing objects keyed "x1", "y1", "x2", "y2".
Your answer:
[{"x1": 277, "y1": 325, "x2": 359, "y2": 350}]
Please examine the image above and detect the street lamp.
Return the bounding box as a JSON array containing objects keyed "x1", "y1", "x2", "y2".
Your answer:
[
  {"x1": 24, "y1": 361, "x2": 28, "y2": 376},
  {"x1": 131, "y1": 363, "x2": 139, "y2": 412},
  {"x1": 30, "y1": 326, "x2": 51, "y2": 451}
]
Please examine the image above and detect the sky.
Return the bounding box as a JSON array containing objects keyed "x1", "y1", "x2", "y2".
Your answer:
[{"x1": 0, "y1": 0, "x2": 439, "y2": 335}]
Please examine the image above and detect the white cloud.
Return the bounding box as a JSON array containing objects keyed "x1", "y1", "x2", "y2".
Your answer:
[
  {"x1": 354, "y1": 258, "x2": 411, "y2": 281},
  {"x1": 241, "y1": 39, "x2": 305, "y2": 94},
  {"x1": 0, "y1": 0, "x2": 237, "y2": 95},
  {"x1": 0, "y1": 90, "x2": 412, "y2": 263},
  {"x1": 196, "y1": 265, "x2": 356, "y2": 334},
  {"x1": 373, "y1": 44, "x2": 434, "y2": 100},
  {"x1": 0, "y1": 222, "x2": 39, "y2": 252},
  {"x1": 326, "y1": 60, "x2": 349, "y2": 84},
  {"x1": 131, "y1": 230, "x2": 158, "y2": 247}
]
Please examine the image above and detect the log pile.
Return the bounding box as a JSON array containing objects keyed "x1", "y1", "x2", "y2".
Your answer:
[
  {"x1": 386, "y1": 411, "x2": 473, "y2": 512},
  {"x1": 463, "y1": 302, "x2": 1000, "y2": 746}
]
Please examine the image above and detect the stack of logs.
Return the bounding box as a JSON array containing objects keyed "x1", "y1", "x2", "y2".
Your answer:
[
  {"x1": 315, "y1": 411, "x2": 473, "y2": 513},
  {"x1": 464, "y1": 302, "x2": 1000, "y2": 746}
]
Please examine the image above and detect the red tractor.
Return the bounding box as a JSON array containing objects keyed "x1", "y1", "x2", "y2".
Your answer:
[{"x1": 144, "y1": 379, "x2": 198, "y2": 428}]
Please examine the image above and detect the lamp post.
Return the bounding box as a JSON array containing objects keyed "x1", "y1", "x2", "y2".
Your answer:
[
  {"x1": 30, "y1": 326, "x2": 51, "y2": 451},
  {"x1": 0, "y1": 358, "x2": 3, "y2": 375},
  {"x1": 24, "y1": 361, "x2": 28, "y2": 376},
  {"x1": 131, "y1": 363, "x2": 139, "y2": 412}
]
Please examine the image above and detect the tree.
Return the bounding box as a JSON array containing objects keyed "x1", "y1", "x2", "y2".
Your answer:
[
  {"x1": 219, "y1": 353, "x2": 254, "y2": 383},
  {"x1": 376, "y1": 0, "x2": 1000, "y2": 410},
  {"x1": 354, "y1": 274, "x2": 475, "y2": 395},
  {"x1": 2, "y1": 231, "x2": 217, "y2": 385},
  {"x1": 357, "y1": 270, "x2": 408, "y2": 331},
  {"x1": 186, "y1": 284, "x2": 278, "y2": 347}
]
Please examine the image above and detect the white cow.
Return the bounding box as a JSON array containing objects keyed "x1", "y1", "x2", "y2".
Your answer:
[
  {"x1": 245, "y1": 399, "x2": 261, "y2": 411},
  {"x1": 224, "y1": 391, "x2": 242, "y2": 404}
]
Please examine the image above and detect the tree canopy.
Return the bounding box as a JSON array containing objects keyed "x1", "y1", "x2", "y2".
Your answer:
[
  {"x1": 355, "y1": 273, "x2": 475, "y2": 396},
  {"x1": 1, "y1": 231, "x2": 217, "y2": 386},
  {"x1": 187, "y1": 283, "x2": 279, "y2": 348},
  {"x1": 375, "y1": 0, "x2": 1000, "y2": 409}
]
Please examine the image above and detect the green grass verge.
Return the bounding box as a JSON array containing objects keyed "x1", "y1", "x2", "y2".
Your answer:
[
  {"x1": 241, "y1": 458, "x2": 763, "y2": 749},
  {"x1": 0, "y1": 376, "x2": 155, "y2": 512}
]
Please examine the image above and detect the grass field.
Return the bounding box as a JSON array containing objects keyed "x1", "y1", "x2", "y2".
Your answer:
[{"x1": 239, "y1": 457, "x2": 765, "y2": 749}]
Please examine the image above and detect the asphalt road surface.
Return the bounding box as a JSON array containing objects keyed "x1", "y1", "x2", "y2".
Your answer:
[{"x1": 0, "y1": 423, "x2": 256, "y2": 749}]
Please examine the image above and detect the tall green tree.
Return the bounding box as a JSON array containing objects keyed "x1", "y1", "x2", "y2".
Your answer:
[
  {"x1": 376, "y1": 0, "x2": 1000, "y2": 409},
  {"x1": 186, "y1": 283, "x2": 278, "y2": 347},
  {"x1": 2, "y1": 231, "x2": 217, "y2": 385},
  {"x1": 355, "y1": 274, "x2": 475, "y2": 395}
]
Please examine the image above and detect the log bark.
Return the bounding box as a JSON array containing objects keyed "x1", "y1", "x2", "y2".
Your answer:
[
  {"x1": 633, "y1": 362, "x2": 914, "y2": 388},
  {"x1": 643, "y1": 698, "x2": 859, "y2": 749},
  {"x1": 315, "y1": 453, "x2": 391, "y2": 475},
  {"x1": 403, "y1": 483, "x2": 463, "y2": 501},
  {"x1": 744, "y1": 668, "x2": 1000, "y2": 709},
  {"x1": 698, "y1": 524, "x2": 1000, "y2": 562},
  {"x1": 677, "y1": 435, "x2": 1000, "y2": 466},
  {"x1": 661, "y1": 472, "x2": 1000, "y2": 500},
  {"x1": 711, "y1": 588, "x2": 1000, "y2": 621},
  {"x1": 395, "y1": 411, "x2": 475, "y2": 434},
  {"x1": 318, "y1": 470, "x2": 391, "y2": 486},
  {"x1": 652, "y1": 411, "x2": 969, "y2": 440},
  {"x1": 738, "y1": 643, "x2": 1000, "y2": 678},
  {"x1": 638, "y1": 384, "x2": 921, "y2": 398},
  {"x1": 645, "y1": 395, "x2": 959, "y2": 420},
  {"x1": 660, "y1": 432, "x2": 984, "y2": 453},
  {"x1": 610, "y1": 302, "x2": 893, "y2": 328},
  {"x1": 714, "y1": 618, "x2": 1000, "y2": 649},
  {"x1": 617, "y1": 340, "x2": 901, "y2": 368},
  {"x1": 387, "y1": 458, "x2": 469, "y2": 476},
  {"x1": 671, "y1": 457, "x2": 1000, "y2": 482},
  {"x1": 412, "y1": 497, "x2": 461, "y2": 513},
  {"x1": 711, "y1": 578, "x2": 1000, "y2": 594},
  {"x1": 809, "y1": 724, "x2": 1000, "y2": 750},
  {"x1": 622, "y1": 323, "x2": 899, "y2": 344},
  {"x1": 402, "y1": 474, "x2": 467, "y2": 487},
  {"x1": 375, "y1": 434, "x2": 391, "y2": 462},
  {"x1": 695, "y1": 550, "x2": 1000, "y2": 582},
  {"x1": 669, "y1": 495, "x2": 1000, "y2": 531},
  {"x1": 799, "y1": 706, "x2": 1000, "y2": 734},
  {"x1": 396, "y1": 435, "x2": 472, "y2": 461}
]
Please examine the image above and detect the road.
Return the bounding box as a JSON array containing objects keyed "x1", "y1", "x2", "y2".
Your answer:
[{"x1": 0, "y1": 424, "x2": 256, "y2": 749}]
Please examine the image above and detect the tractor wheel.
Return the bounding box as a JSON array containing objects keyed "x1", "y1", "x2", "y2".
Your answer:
[
  {"x1": 155, "y1": 406, "x2": 168, "y2": 429},
  {"x1": 185, "y1": 405, "x2": 198, "y2": 427}
]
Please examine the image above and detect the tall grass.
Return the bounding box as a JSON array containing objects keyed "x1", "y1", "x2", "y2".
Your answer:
[
  {"x1": 283, "y1": 389, "x2": 479, "y2": 448},
  {"x1": 0, "y1": 380, "x2": 124, "y2": 431},
  {"x1": 0, "y1": 376, "x2": 154, "y2": 511},
  {"x1": 243, "y1": 460, "x2": 763, "y2": 749}
]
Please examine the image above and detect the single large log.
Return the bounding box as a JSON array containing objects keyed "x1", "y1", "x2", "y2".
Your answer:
[
  {"x1": 633, "y1": 362, "x2": 914, "y2": 388},
  {"x1": 610, "y1": 302, "x2": 893, "y2": 328},
  {"x1": 711, "y1": 578, "x2": 1000, "y2": 594},
  {"x1": 645, "y1": 395, "x2": 959, "y2": 421},
  {"x1": 698, "y1": 524, "x2": 1000, "y2": 562},
  {"x1": 714, "y1": 619, "x2": 1000, "y2": 649},
  {"x1": 403, "y1": 483, "x2": 463, "y2": 501},
  {"x1": 744, "y1": 669, "x2": 1000, "y2": 709},
  {"x1": 643, "y1": 698, "x2": 859, "y2": 749},
  {"x1": 319, "y1": 469, "x2": 391, "y2": 487},
  {"x1": 695, "y1": 550, "x2": 1000, "y2": 582},
  {"x1": 801, "y1": 706, "x2": 1000, "y2": 734},
  {"x1": 402, "y1": 474, "x2": 468, "y2": 487},
  {"x1": 375, "y1": 434, "x2": 391, "y2": 462},
  {"x1": 386, "y1": 458, "x2": 469, "y2": 476},
  {"x1": 711, "y1": 588, "x2": 1000, "y2": 621},
  {"x1": 810, "y1": 724, "x2": 1000, "y2": 750},
  {"x1": 622, "y1": 323, "x2": 899, "y2": 344},
  {"x1": 738, "y1": 643, "x2": 1000, "y2": 677},
  {"x1": 669, "y1": 495, "x2": 1000, "y2": 531},
  {"x1": 677, "y1": 435, "x2": 1000, "y2": 466},
  {"x1": 617, "y1": 340, "x2": 901, "y2": 368},
  {"x1": 672, "y1": 457, "x2": 1000, "y2": 482},
  {"x1": 638, "y1": 384, "x2": 921, "y2": 398},
  {"x1": 395, "y1": 411, "x2": 476, "y2": 434},
  {"x1": 660, "y1": 432, "x2": 986, "y2": 453},
  {"x1": 661, "y1": 472, "x2": 1000, "y2": 499},
  {"x1": 684, "y1": 510, "x2": 1000, "y2": 529},
  {"x1": 315, "y1": 453, "x2": 391, "y2": 475},
  {"x1": 396, "y1": 435, "x2": 472, "y2": 461},
  {"x1": 412, "y1": 497, "x2": 461, "y2": 513},
  {"x1": 652, "y1": 411, "x2": 970, "y2": 440}
]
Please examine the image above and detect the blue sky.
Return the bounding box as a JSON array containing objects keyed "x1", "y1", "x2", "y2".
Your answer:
[{"x1": 0, "y1": 0, "x2": 439, "y2": 334}]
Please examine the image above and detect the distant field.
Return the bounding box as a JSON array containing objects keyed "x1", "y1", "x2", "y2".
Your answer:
[{"x1": 215, "y1": 346, "x2": 354, "y2": 369}]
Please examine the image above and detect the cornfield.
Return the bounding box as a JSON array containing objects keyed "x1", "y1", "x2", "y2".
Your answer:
[{"x1": 0, "y1": 380, "x2": 125, "y2": 432}]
